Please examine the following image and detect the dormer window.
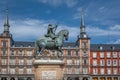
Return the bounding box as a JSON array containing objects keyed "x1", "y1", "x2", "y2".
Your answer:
[
  {"x1": 20, "y1": 45, "x2": 24, "y2": 47},
  {"x1": 28, "y1": 45, "x2": 31, "y2": 47},
  {"x1": 99, "y1": 46, "x2": 103, "y2": 50},
  {"x1": 111, "y1": 46, "x2": 115, "y2": 50}
]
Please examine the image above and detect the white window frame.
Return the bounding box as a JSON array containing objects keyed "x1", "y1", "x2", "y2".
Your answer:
[
  {"x1": 27, "y1": 50, "x2": 32, "y2": 56},
  {"x1": 113, "y1": 52, "x2": 117, "y2": 58},
  {"x1": 67, "y1": 59, "x2": 72, "y2": 65},
  {"x1": 113, "y1": 68, "x2": 117, "y2": 74},
  {"x1": 27, "y1": 59, "x2": 32, "y2": 65},
  {"x1": 75, "y1": 68, "x2": 79, "y2": 74},
  {"x1": 107, "y1": 52, "x2": 111, "y2": 58},
  {"x1": 10, "y1": 59, "x2": 15, "y2": 65},
  {"x1": 83, "y1": 68, "x2": 88, "y2": 74},
  {"x1": 113, "y1": 60, "x2": 117, "y2": 66},
  {"x1": 100, "y1": 60, "x2": 104, "y2": 66},
  {"x1": 100, "y1": 52, "x2": 104, "y2": 58},
  {"x1": 19, "y1": 59, "x2": 24, "y2": 65},
  {"x1": 2, "y1": 59, "x2": 6, "y2": 65},
  {"x1": 107, "y1": 60, "x2": 111, "y2": 66},
  {"x1": 93, "y1": 52, "x2": 97, "y2": 58},
  {"x1": 107, "y1": 68, "x2": 111, "y2": 74},
  {"x1": 2, "y1": 68, "x2": 6, "y2": 74},
  {"x1": 27, "y1": 68, "x2": 32, "y2": 74},
  {"x1": 100, "y1": 68, "x2": 104, "y2": 74},
  {"x1": 19, "y1": 68, "x2": 23, "y2": 74},
  {"x1": 93, "y1": 60, "x2": 97, "y2": 66},
  {"x1": 93, "y1": 68, "x2": 98, "y2": 74},
  {"x1": 10, "y1": 68, "x2": 15, "y2": 74}
]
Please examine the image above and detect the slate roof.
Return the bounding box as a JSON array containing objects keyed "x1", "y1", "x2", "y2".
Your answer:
[
  {"x1": 62, "y1": 42, "x2": 77, "y2": 47},
  {"x1": 13, "y1": 41, "x2": 35, "y2": 47},
  {"x1": 90, "y1": 44, "x2": 120, "y2": 51},
  {"x1": 12, "y1": 41, "x2": 120, "y2": 51}
]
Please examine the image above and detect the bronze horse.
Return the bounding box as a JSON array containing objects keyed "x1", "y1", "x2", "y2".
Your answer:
[{"x1": 34, "y1": 29, "x2": 69, "y2": 58}]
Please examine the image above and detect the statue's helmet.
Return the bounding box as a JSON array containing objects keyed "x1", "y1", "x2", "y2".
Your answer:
[{"x1": 48, "y1": 24, "x2": 53, "y2": 28}]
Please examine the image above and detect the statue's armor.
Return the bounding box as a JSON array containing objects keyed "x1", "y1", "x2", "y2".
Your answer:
[{"x1": 45, "y1": 24, "x2": 57, "y2": 40}]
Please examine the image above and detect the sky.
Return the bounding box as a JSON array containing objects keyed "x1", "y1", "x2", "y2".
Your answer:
[{"x1": 0, "y1": 0, "x2": 120, "y2": 44}]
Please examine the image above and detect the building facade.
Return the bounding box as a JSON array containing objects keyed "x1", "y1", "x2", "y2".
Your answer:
[{"x1": 0, "y1": 9, "x2": 120, "y2": 80}]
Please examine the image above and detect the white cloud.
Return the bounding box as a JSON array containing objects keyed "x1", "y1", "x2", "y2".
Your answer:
[
  {"x1": 109, "y1": 25, "x2": 120, "y2": 31},
  {"x1": 1, "y1": 18, "x2": 120, "y2": 42},
  {"x1": 108, "y1": 39, "x2": 120, "y2": 44},
  {"x1": 87, "y1": 25, "x2": 120, "y2": 36},
  {"x1": 0, "y1": 18, "x2": 79, "y2": 41},
  {"x1": 38, "y1": 0, "x2": 78, "y2": 7}
]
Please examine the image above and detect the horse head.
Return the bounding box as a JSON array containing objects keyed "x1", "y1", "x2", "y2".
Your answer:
[{"x1": 58, "y1": 29, "x2": 69, "y2": 40}]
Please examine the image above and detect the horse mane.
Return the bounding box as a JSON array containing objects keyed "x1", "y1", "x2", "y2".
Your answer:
[{"x1": 57, "y1": 29, "x2": 68, "y2": 35}]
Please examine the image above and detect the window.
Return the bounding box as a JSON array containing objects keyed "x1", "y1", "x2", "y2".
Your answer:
[
  {"x1": 83, "y1": 68, "x2": 88, "y2": 74},
  {"x1": 100, "y1": 52, "x2": 104, "y2": 58},
  {"x1": 113, "y1": 68, "x2": 117, "y2": 74},
  {"x1": 93, "y1": 68, "x2": 97, "y2": 74},
  {"x1": 18, "y1": 50, "x2": 24, "y2": 56},
  {"x1": 10, "y1": 68, "x2": 15, "y2": 74},
  {"x1": 2, "y1": 40, "x2": 6, "y2": 47},
  {"x1": 83, "y1": 42, "x2": 86, "y2": 48},
  {"x1": 107, "y1": 68, "x2": 111, "y2": 74},
  {"x1": 67, "y1": 50, "x2": 71, "y2": 55},
  {"x1": 10, "y1": 59, "x2": 15, "y2": 65},
  {"x1": 67, "y1": 59, "x2": 72, "y2": 65},
  {"x1": 100, "y1": 60, "x2": 104, "y2": 66},
  {"x1": 99, "y1": 46, "x2": 103, "y2": 50},
  {"x1": 113, "y1": 60, "x2": 117, "y2": 66},
  {"x1": 83, "y1": 59, "x2": 87, "y2": 65},
  {"x1": 107, "y1": 60, "x2": 111, "y2": 66},
  {"x1": 100, "y1": 68, "x2": 104, "y2": 74},
  {"x1": 2, "y1": 68, "x2": 6, "y2": 74},
  {"x1": 75, "y1": 51, "x2": 78, "y2": 56},
  {"x1": 11, "y1": 50, "x2": 15, "y2": 56},
  {"x1": 2, "y1": 59, "x2": 6, "y2": 65},
  {"x1": 93, "y1": 60, "x2": 97, "y2": 66},
  {"x1": 113, "y1": 52, "x2": 117, "y2": 58},
  {"x1": 19, "y1": 69, "x2": 23, "y2": 74},
  {"x1": 67, "y1": 68, "x2": 72, "y2": 74},
  {"x1": 27, "y1": 50, "x2": 32, "y2": 56},
  {"x1": 107, "y1": 52, "x2": 111, "y2": 58},
  {"x1": 27, "y1": 68, "x2": 32, "y2": 74},
  {"x1": 93, "y1": 52, "x2": 97, "y2": 58},
  {"x1": 19, "y1": 59, "x2": 24, "y2": 65},
  {"x1": 27, "y1": 59, "x2": 32, "y2": 65},
  {"x1": 1, "y1": 50, "x2": 6, "y2": 55},
  {"x1": 75, "y1": 68, "x2": 79, "y2": 74},
  {"x1": 75, "y1": 59, "x2": 79, "y2": 65}
]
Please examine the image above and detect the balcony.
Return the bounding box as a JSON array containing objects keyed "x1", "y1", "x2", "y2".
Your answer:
[
  {"x1": 0, "y1": 74, "x2": 35, "y2": 77},
  {"x1": 0, "y1": 55, "x2": 8, "y2": 59},
  {"x1": 66, "y1": 64, "x2": 80, "y2": 67}
]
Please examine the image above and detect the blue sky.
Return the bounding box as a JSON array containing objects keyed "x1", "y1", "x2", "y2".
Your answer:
[{"x1": 0, "y1": 0, "x2": 120, "y2": 44}]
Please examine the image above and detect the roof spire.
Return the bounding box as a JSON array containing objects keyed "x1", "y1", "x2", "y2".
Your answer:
[
  {"x1": 79, "y1": 9, "x2": 88, "y2": 38},
  {"x1": 81, "y1": 9, "x2": 85, "y2": 26},
  {"x1": 4, "y1": 8, "x2": 10, "y2": 32}
]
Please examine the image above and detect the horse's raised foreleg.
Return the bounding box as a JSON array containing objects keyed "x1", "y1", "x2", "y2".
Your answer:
[{"x1": 39, "y1": 47, "x2": 45, "y2": 56}]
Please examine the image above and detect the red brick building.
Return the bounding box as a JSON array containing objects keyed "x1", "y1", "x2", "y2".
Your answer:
[{"x1": 0, "y1": 9, "x2": 120, "y2": 80}]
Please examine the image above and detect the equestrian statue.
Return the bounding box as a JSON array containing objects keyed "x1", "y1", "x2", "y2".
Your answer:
[{"x1": 34, "y1": 24, "x2": 69, "y2": 59}]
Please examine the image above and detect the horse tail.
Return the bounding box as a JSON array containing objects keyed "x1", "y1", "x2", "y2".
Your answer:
[{"x1": 34, "y1": 40, "x2": 38, "y2": 56}]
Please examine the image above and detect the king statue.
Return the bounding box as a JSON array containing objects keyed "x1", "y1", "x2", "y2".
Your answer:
[
  {"x1": 45, "y1": 24, "x2": 57, "y2": 40},
  {"x1": 34, "y1": 24, "x2": 69, "y2": 59}
]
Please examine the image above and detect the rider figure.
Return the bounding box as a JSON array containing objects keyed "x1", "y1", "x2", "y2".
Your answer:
[{"x1": 45, "y1": 24, "x2": 57, "y2": 40}]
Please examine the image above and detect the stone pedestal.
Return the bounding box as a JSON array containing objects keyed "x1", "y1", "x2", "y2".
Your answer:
[{"x1": 34, "y1": 59, "x2": 64, "y2": 80}]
